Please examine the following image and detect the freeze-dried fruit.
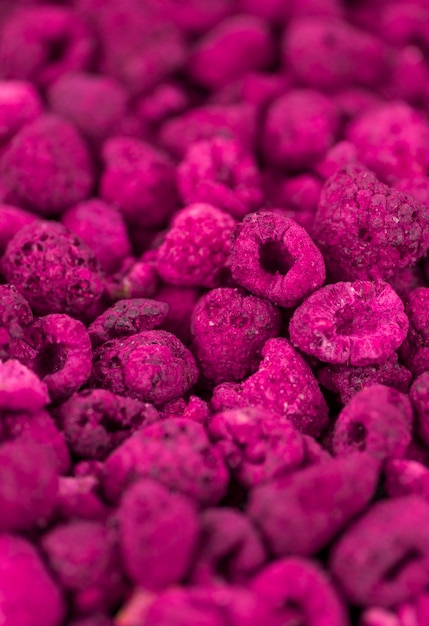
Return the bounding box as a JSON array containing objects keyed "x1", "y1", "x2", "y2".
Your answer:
[
  {"x1": 0, "y1": 115, "x2": 94, "y2": 216},
  {"x1": 92, "y1": 330, "x2": 198, "y2": 406},
  {"x1": 230, "y1": 211, "x2": 325, "y2": 308},
  {"x1": 289, "y1": 280, "x2": 409, "y2": 366},
  {"x1": 157, "y1": 203, "x2": 236, "y2": 288},
  {"x1": 384, "y1": 459, "x2": 429, "y2": 501},
  {"x1": 156, "y1": 285, "x2": 201, "y2": 344},
  {"x1": 332, "y1": 385, "x2": 413, "y2": 460},
  {"x1": 0, "y1": 283, "x2": 33, "y2": 361},
  {"x1": 330, "y1": 496, "x2": 429, "y2": 607},
  {"x1": 191, "y1": 288, "x2": 281, "y2": 384},
  {"x1": 0, "y1": 80, "x2": 43, "y2": 144},
  {"x1": 1, "y1": 221, "x2": 104, "y2": 316},
  {"x1": 410, "y1": 372, "x2": 429, "y2": 446},
  {"x1": 118, "y1": 479, "x2": 199, "y2": 590},
  {"x1": 313, "y1": 166, "x2": 429, "y2": 281},
  {"x1": 0, "y1": 359, "x2": 49, "y2": 412},
  {"x1": 0, "y1": 204, "x2": 38, "y2": 255},
  {"x1": 400, "y1": 288, "x2": 429, "y2": 376}
]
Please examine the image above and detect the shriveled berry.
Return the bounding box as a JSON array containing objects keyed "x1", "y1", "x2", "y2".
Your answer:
[
  {"x1": 0, "y1": 284, "x2": 33, "y2": 361},
  {"x1": 400, "y1": 288, "x2": 429, "y2": 376},
  {"x1": 118, "y1": 479, "x2": 199, "y2": 590},
  {"x1": 0, "y1": 359, "x2": 49, "y2": 412},
  {"x1": 1, "y1": 221, "x2": 104, "y2": 316},
  {"x1": 191, "y1": 288, "x2": 281, "y2": 384},
  {"x1": 289, "y1": 280, "x2": 409, "y2": 366},
  {"x1": 0, "y1": 204, "x2": 38, "y2": 255},
  {"x1": 157, "y1": 203, "x2": 236, "y2": 288},
  {"x1": 313, "y1": 166, "x2": 429, "y2": 281},
  {"x1": 332, "y1": 385, "x2": 413, "y2": 459},
  {"x1": 231, "y1": 211, "x2": 325, "y2": 308}
]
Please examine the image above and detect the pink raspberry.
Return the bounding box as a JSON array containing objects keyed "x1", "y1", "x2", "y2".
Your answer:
[
  {"x1": 251, "y1": 557, "x2": 349, "y2": 626},
  {"x1": 283, "y1": 18, "x2": 387, "y2": 91},
  {"x1": 289, "y1": 280, "x2": 409, "y2": 366},
  {"x1": 0, "y1": 80, "x2": 43, "y2": 145},
  {"x1": 318, "y1": 354, "x2": 411, "y2": 404},
  {"x1": 88, "y1": 298, "x2": 169, "y2": 347},
  {"x1": 62, "y1": 200, "x2": 131, "y2": 275},
  {"x1": 0, "y1": 204, "x2": 38, "y2": 255},
  {"x1": 0, "y1": 115, "x2": 94, "y2": 216},
  {"x1": 191, "y1": 288, "x2": 281, "y2": 384},
  {"x1": 385, "y1": 459, "x2": 429, "y2": 501},
  {"x1": 0, "y1": 359, "x2": 49, "y2": 412},
  {"x1": 348, "y1": 102, "x2": 429, "y2": 184},
  {"x1": 48, "y1": 72, "x2": 129, "y2": 143},
  {"x1": 106, "y1": 257, "x2": 158, "y2": 302},
  {"x1": 177, "y1": 136, "x2": 263, "y2": 219},
  {"x1": 313, "y1": 166, "x2": 429, "y2": 281},
  {"x1": 189, "y1": 508, "x2": 266, "y2": 585},
  {"x1": 0, "y1": 284, "x2": 33, "y2": 361},
  {"x1": 248, "y1": 453, "x2": 380, "y2": 557},
  {"x1": 100, "y1": 136, "x2": 178, "y2": 229},
  {"x1": 156, "y1": 204, "x2": 236, "y2": 288},
  {"x1": 0, "y1": 534, "x2": 65, "y2": 626},
  {"x1": 118, "y1": 479, "x2": 199, "y2": 590},
  {"x1": 58, "y1": 389, "x2": 158, "y2": 461},
  {"x1": 156, "y1": 285, "x2": 201, "y2": 345},
  {"x1": 0, "y1": 6, "x2": 94, "y2": 87},
  {"x1": 208, "y1": 407, "x2": 305, "y2": 487},
  {"x1": 332, "y1": 385, "x2": 413, "y2": 460},
  {"x1": 104, "y1": 418, "x2": 229, "y2": 506},
  {"x1": 57, "y1": 475, "x2": 108, "y2": 523},
  {"x1": 230, "y1": 211, "x2": 326, "y2": 308},
  {"x1": 400, "y1": 288, "x2": 429, "y2": 375},
  {"x1": 41, "y1": 520, "x2": 124, "y2": 615},
  {"x1": 1, "y1": 221, "x2": 104, "y2": 316},
  {"x1": 159, "y1": 103, "x2": 256, "y2": 157},
  {"x1": 263, "y1": 90, "x2": 339, "y2": 170},
  {"x1": 330, "y1": 496, "x2": 429, "y2": 607},
  {"x1": 92, "y1": 330, "x2": 198, "y2": 406},
  {"x1": 188, "y1": 15, "x2": 274, "y2": 90}
]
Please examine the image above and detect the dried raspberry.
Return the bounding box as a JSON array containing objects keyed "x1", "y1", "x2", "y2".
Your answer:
[
  {"x1": 400, "y1": 288, "x2": 429, "y2": 375},
  {"x1": 103, "y1": 418, "x2": 229, "y2": 506},
  {"x1": 315, "y1": 141, "x2": 359, "y2": 180},
  {"x1": 410, "y1": 372, "x2": 429, "y2": 446},
  {"x1": 100, "y1": 136, "x2": 178, "y2": 229},
  {"x1": 0, "y1": 115, "x2": 94, "y2": 216},
  {"x1": 208, "y1": 407, "x2": 304, "y2": 487},
  {"x1": 58, "y1": 389, "x2": 158, "y2": 461},
  {"x1": 106, "y1": 257, "x2": 158, "y2": 301},
  {"x1": 177, "y1": 136, "x2": 263, "y2": 219},
  {"x1": 348, "y1": 102, "x2": 429, "y2": 184},
  {"x1": 230, "y1": 211, "x2": 325, "y2": 308},
  {"x1": 1, "y1": 221, "x2": 104, "y2": 316},
  {"x1": 251, "y1": 557, "x2": 349, "y2": 626},
  {"x1": 318, "y1": 354, "x2": 411, "y2": 404},
  {"x1": 0, "y1": 441, "x2": 58, "y2": 531},
  {"x1": 313, "y1": 166, "x2": 429, "y2": 281},
  {"x1": 118, "y1": 479, "x2": 199, "y2": 590},
  {"x1": 332, "y1": 385, "x2": 413, "y2": 459},
  {"x1": 0, "y1": 204, "x2": 38, "y2": 256},
  {"x1": 88, "y1": 299, "x2": 169, "y2": 347},
  {"x1": 0, "y1": 534, "x2": 65, "y2": 626},
  {"x1": 62, "y1": 199, "x2": 131, "y2": 275},
  {"x1": 57, "y1": 475, "x2": 108, "y2": 523},
  {"x1": 0, "y1": 80, "x2": 43, "y2": 144},
  {"x1": 159, "y1": 103, "x2": 256, "y2": 157},
  {"x1": 190, "y1": 508, "x2": 266, "y2": 585},
  {"x1": 92, "y1": 330, "x2": 198, "y2": 406},
  {"x1": 213, "y1": 338, "x2": 329, "y2": 437},
  {"x1": 48, "y1": 72, "x2": 129, "y2": 143},
  {"x1": 0, "y1": 6, "x2": 94, "y2": 86},
  {"x1": 0, "y1": 283, "x2": 33, "y2": 361},
  {"x1": 263, "y1": 90, "x2": 339, "y2": 170},
  {"x1": 22, "y1": 314, "x2": 92, "y2": 403},
  {"x1": 289, "y1": 281, "x2": 409, "y2": 366},
  {"x1": 191, "y1": 288, "x2": 281, "y2": 384},
  {"x1": 384, "y1": 459, "x2": 429, "y2": 501},
  {"x1": 387, "y1": 264, "x2": 427, "y2": 303},
  {"x1": 330, "y1": 496, "x2": 429, "y2": 607},
  {"x1": 2, "y1": 409, "x2": 70, "y2": 474},
  {"x1": 248, "y1": 453, "x2": 380, "y2": 557},
  {"x1": 188, "y1": 15, "x2": 274, "y2": 90},
  {"x1": 42, "y1": 520, "x2": 124, "y2": 615},
  {"x1": 283, "y1": 18, "x2": 387, "y2": 91},
  {"x1": 0, "y1": 359, "x2": 49, "y2": 412},
  {"x1": 156, "y1": 204, "x2": 236, "y2": 288}
]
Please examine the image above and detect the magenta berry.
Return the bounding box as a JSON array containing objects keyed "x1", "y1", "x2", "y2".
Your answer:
[
  {"x1": 1, "y1": 221, "x2": 104, "y2": 316},
  {"x1": 191, "y1": 287, "x2": 281, "y2": 384},
  {"x1": 0, "y1": 115, "x2": 94, "y2": 216},
  {"x1": 157, "y1": 203, "x2": 236, "y2": 288},
  {"x1": 0, "y1": 204, "x2": 38, "y2": 256},
  {"x1": 230, "y1": 211, "x2": 326, "y2": 308},
  {"x1": 289, "y1": 280, "x2": 409, "y2": 366},
  {"x1": 400, "y1": 288, "x2": 429, "y2": 376},
  {"x1": 0, "y1": 359, "x2": 49, "y2": 412},
  {"x1": 0, "y1": 80, "x2": 43, "y2": 144}
]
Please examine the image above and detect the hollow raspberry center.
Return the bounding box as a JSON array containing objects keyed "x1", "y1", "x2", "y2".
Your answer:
[
  {"x1": 259, "y1": 241, "x2": 294, "y2": 275},
  {"x1": 34, "y1": 342, "x2": 67, "y2": 377}
]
